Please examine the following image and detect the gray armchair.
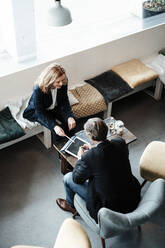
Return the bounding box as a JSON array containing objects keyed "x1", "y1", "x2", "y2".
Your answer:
[{"x1": 74, "y1": 178, "x2": 165, "y2": 248}]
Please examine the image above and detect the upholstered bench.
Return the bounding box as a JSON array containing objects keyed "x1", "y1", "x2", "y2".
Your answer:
[
  {"x1": 0, "y1": 105, "x2": 51, "y2": 150},
  {"x1": 140, "y1": 141, "x2": 165, "y2": 187},
  {"x1": 108, "y1": 59, "x2": 162, "y2": 115},
  {"x1": 83, "y1": 59, "x2": 163, "y2": 117},
  {"x1": 0, "y1": 125, "x2": 51, "y2": 150}
]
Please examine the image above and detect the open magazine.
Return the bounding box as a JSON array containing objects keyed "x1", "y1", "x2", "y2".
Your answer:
[{"x1": 60, "y1": 117, "x2": 114, "y2": 158}]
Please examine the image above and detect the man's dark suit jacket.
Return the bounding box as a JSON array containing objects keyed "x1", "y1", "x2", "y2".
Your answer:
[
  {"x1": 72, "y1": 137, "x2": 141, "y2": 222},
  {"x1": 23, "y1": 85, "x2": 74, "y2": 131}
]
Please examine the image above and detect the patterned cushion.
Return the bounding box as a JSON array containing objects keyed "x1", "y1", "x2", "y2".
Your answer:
[
  {"x1": 70, "y1": 83, "x2": 107, "y2": 118},
  {"x1": 112, "y1": 59, "x2": 158, "y2": 88}
]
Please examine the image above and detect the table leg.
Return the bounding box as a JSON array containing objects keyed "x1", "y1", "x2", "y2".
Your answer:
[
  {"x1": 154, "y1": 78, "x2": 164, "y2": 101},
  {"x1": 59, "y1": 154, "x2": 73, "y2": 175}
]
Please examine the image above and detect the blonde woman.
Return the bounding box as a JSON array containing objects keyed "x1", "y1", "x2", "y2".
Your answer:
[{"x1": 23, "y1": 63, "x2": 76, "y2": 144}]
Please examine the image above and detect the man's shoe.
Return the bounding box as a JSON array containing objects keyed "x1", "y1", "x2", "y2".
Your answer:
[{"x1": 56, "y1": 198, "x2": 76, "y2": 214}]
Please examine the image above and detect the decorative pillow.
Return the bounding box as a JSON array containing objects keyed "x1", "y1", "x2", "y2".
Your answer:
[
  {"x1": 159, "y1": 48, "x2": 165, "y2": 56},
  {"x1": 0, "y1": 107, "x2": 25, "y2": 144},
  {"x1": 85, "y1": 70, "x2": 133, "y2": 104},
  {"x1": 5, "y1": 95, "x2": 38, "y2": 129},
  {"x1": 111, "y1": 59, "x2": 158, "y2": 88},
  {"x1": 70, "y1": 84, "x2": 107, "y2": 118},
  {"x1": 68, "y1": 91, "x2": 79, "y2": 106}
]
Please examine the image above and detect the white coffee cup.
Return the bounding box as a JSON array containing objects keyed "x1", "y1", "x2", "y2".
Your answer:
[
  {"x1": 115, "y1": 120, "x2": 124, "y2": 129},
  {"x1": 117, "y1": 127, "x2": 123, "y2": 136}
]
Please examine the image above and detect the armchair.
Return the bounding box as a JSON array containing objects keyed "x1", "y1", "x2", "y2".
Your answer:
[{"x1": 74, "y1": 178, "x2": 165, "y2": 248}]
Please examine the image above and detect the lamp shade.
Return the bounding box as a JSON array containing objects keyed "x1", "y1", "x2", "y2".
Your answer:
[{"x1": 48, "y1": 0, "x2": 72, "y2": 26}]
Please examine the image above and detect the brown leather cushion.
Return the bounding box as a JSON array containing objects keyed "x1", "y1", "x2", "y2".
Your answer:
[
  {"x1": 70, "y1": 83, "x2": 107, "y2": 118},
  {"x1": 112, "y1": 59, "x2": 158, "y2": 88},
  {"x1": 140, "y1": 141, "x2": 165, "y2": 182}
]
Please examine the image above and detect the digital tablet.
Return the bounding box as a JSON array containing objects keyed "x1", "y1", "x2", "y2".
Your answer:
[{"x1": 65, "y1": 136, "x2": 88, "y2": 158}]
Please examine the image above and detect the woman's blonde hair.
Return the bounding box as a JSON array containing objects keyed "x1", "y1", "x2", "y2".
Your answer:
[
  {"x1": 36, "y1": 63, "x2": 67, "y2": 93},
  {"x1": 84, "y1": 117, "x2": 108, "y2": 141}
]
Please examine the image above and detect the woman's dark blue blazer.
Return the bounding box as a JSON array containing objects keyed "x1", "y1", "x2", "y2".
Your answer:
[{"x1": 23, "y1": 85, "x2": 74, "y2": 131}]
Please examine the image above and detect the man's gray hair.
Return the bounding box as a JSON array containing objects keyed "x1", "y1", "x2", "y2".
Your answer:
[{"x1": 84, "y1": 117, "x2": 108, "y2": 141}]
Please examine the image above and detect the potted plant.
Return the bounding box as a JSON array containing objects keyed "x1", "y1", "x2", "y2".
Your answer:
[{"x1": 143, "y1": 0, "x2": 165, "y2": 17}]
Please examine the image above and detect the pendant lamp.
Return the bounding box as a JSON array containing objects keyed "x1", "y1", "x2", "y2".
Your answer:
[{"x1": 48, "y1": 0, "x2": 72, "y2": 26}]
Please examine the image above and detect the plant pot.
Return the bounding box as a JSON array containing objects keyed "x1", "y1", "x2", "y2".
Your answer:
[{"x1": 143, "y1": 1, "x2": 165, "y2": 18}]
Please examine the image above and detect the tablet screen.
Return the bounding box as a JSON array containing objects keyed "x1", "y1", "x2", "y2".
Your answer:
[{"x1": 65, "y1": 137, "x2": 87, "y2": 158}]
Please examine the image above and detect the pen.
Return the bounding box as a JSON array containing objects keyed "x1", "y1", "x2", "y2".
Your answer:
[{"x1": 65, "y1": 134, "x2": 75, "y2": 143}]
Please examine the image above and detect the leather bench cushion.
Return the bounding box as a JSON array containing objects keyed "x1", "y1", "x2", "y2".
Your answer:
[
  {"x1": 140, "y1": 141, "x2": 165, "y2": 181},
  {"x1": 85, "y1": 70, "x2": 132, "y2": 104},
  {"x1": 111, "y1": 59, "x2": 158, "y2": 88},
  {"x1": 70, "y1": 83, "x2": 107, "y2": 118}
]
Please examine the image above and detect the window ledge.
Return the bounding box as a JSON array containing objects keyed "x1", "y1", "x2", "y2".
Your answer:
[{"x1": 0, "y1": 13, "x2": 165, "y2": 78}]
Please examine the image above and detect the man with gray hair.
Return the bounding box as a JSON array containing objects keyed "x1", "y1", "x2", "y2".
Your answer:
[{"x1": 56, "y1": 117, "x2": 141, "y2": 223}]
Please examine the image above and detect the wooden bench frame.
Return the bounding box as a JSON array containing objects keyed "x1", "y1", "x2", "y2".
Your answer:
[{"x1": 0, "y1": 125, "x2": 52, "y2": 150}]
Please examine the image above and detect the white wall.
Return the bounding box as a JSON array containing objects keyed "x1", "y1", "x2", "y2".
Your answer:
[
  {"x1": 0, "y1": 0, "x2": 36, "y2": 62},
  {"x1": 0, "y1": 23, "x2": 165, "y2": 108}
]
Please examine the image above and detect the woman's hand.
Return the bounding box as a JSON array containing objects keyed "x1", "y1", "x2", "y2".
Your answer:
[
  {"x1": 54, "y1": 125, "x2": 65, "y2": 136},
  {"x1": 68, "y1": 117, "x2": 76, "y2": 131}
]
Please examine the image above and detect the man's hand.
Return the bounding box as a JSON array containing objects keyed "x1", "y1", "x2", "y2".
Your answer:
[
  {"x1": 68, "y1": 117, "x2": 76, "y2": 131},
  {"x1": 77, "y1": 143, "x2": 91, "y2": 159},
  {"x1": 77, "y1": 146, "x2": 85, "y2": 160},
  {"x1": 54, "y1": 125, "x2": 65, "y2": 136},
  {"x1": 82, "y1": 143, "x2": 91, "y2": 150}
]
